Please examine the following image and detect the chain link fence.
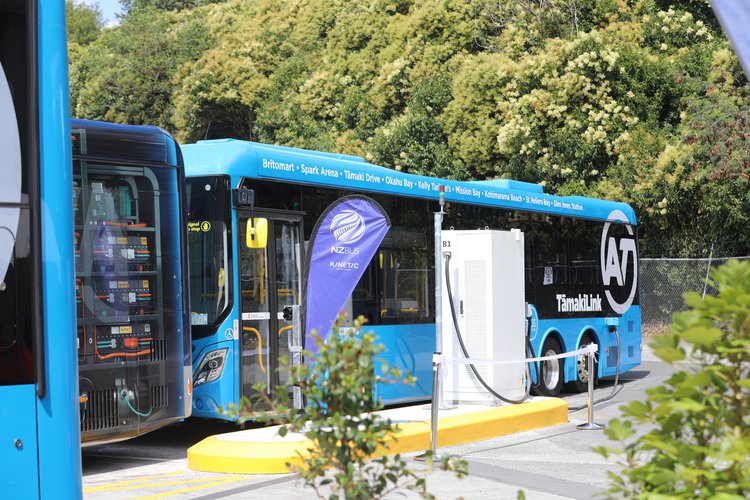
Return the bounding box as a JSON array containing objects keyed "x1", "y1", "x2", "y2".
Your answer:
[{"x1": 640, "y1": 256, "x2": 750, "y2": 333}]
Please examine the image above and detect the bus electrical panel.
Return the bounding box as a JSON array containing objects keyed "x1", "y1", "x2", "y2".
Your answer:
[{"x1": 72, "y1": 120, "x2": 190, "y2": 445}]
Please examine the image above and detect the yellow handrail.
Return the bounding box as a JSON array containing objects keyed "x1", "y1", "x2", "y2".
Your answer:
[{"x1": 242, "y1": 326, "x2": 265, "y2": 374}]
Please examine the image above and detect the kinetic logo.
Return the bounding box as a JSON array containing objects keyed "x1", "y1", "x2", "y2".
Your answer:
[
  {"x1": 330, "y1": 210, "x2": 366, "y2": 245},
  {"x1": 600, "y1": 209, "x2": 638, "y2": 314}
]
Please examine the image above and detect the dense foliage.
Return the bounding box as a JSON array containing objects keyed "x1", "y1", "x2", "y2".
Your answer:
[
  {"x1": 597, "y1": 259, "x2": 750, "y2": 497},
  {"x1": 66, "y1": 0, "x2": 103, "y2": 52},
  {"x1": 69, "y1": 0, "x2": 750, "y2": 257},
  {"x1": 227, "y1": 317, "x2": 466, "y2": 499}
]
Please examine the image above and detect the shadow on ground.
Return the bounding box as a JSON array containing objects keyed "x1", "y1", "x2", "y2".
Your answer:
[{"x1": 82, "y1": 419, "x2": 261, "y2": 475}]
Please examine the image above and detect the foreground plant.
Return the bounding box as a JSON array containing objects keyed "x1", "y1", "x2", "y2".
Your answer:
[
  {"x1": 597, "y1": 259, "x2": 750, "y2": 497},
  {"x1": 226, "y1": 316, "x2": 466, "y2": 499}
]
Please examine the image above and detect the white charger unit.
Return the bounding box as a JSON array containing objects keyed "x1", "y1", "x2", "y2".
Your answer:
[{"x1": 441, "y1": 229, "x2": 526, "y2": 404}]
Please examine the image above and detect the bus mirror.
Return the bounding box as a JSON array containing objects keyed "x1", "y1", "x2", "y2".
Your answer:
[{"x1": 246, "y1": 218, "x2": 268, "y2": 249}]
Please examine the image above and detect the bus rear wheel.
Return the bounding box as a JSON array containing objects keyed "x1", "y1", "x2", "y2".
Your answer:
[
  {"x1": 534, "y1": 337, "x2": 564, "y2": 397},
  {"x1": 567, "y1": 333, "x2": 597, "y2": 393}
]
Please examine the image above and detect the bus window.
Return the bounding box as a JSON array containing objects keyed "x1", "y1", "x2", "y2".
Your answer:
[
  {"x1": 374, "y1": 232, "x2": 431, "y2": 322},
  {"x1": 187, "y1": 176, "x2": 232, "y2": 339},
  {"x1": 0, "y1": 9, "x2": 34, "y2": 387},
  {"x1": 0, "y1": 209, "x2": 33, "y2": 385},
  {"x1": 533, "y1": 215, "x2": 568, "y2": 287},
  {"x1": 563, "y1": 217, "x2": 601, "y2": 287}
]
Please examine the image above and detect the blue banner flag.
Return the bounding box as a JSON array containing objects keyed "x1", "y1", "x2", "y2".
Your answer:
[
  {"x1": 302, "y1": 195, "x2": 391, "y2": 353},
  {"x1": 711, "y1": 0, "x2": 750, "y2": 80}
]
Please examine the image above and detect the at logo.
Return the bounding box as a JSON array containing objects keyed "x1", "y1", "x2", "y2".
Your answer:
[
  {"x1": 600, "y1": 209, "x2": 638, "y2": 314},
  {"x1": 330, "y1": 210, "x2": 366, "y2": 245}
]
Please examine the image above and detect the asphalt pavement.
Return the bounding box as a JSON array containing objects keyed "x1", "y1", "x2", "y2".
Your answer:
[{"x1": 82, "y1": 347, "x2": 673, "y2": 499}]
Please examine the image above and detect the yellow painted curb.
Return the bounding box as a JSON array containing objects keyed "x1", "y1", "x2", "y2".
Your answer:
[{"x1": 188, "y1": 398, "x2": 568, "y2": 474}]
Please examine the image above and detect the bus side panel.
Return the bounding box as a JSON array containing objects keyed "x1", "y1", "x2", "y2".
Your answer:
[
  {"x1": 372, "y1": 324, "x2": 434, "y2": 404},
  {"x1": 37, "y1": 0, "x2": 80, "y2": 494},
  {"x1": 600, "y1": 307, "x2": 642, "y2": 378},
  {"x1": 0, "y1": 385, "x2": 40, "y2": 497}
]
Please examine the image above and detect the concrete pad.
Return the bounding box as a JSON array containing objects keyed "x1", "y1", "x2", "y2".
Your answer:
[{"x1": 187, "y1": 397, "x2": 568, "y2": 474}]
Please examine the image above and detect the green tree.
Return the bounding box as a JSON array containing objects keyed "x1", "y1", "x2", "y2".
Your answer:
[
  {"x1": 66, "y1": 0, "x2": 102, "y2": 46},
  {"x1": 69, "y1": 0, "x2": 749, "y2": 258},
  {"x1": 597, "y1": 259, "x2": 750, "y2": 497},
  {"x1": 172, "y1": 0, "x2": 310, "y2": 143},
  {"x1": 370, "y1": 73, "x2": 464, "y2": 179},
  {"x1": 119, "y1": 0, "x2": 225, "y2": 14},
  {"x1": 70, "y1": 6, "x2": 210, "y2": 131}
]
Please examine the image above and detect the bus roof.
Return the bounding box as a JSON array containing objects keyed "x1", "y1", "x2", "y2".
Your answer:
[
  {"x1": 71, "y1": 118, "x2": 182, "y2": 168},
  {"x1": 182, "y1": 138, "x2": 637, "y2": 224}
]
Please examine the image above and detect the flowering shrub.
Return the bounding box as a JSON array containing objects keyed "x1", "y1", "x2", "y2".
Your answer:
[{"x1": 71, "y1": 0, "x2": 747, "y2": 256}]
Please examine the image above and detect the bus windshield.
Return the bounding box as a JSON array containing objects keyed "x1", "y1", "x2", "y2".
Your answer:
[{"x1": 186, "y1": 176, "x2": 231, "y2": 339}]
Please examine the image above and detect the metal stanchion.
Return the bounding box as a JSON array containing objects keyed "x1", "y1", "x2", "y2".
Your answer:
[
  {"x1": 429, "y1": 352, "x2": 441, "y2": 456},
  {"x1": 415, "y1": 352, "x2": 444, "y2": 461},
  {"x1": 576, "y1": 347, "x2": 605, "y2": 430}
]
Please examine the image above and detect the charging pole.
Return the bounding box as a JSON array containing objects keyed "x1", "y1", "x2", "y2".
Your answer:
[{"x1": 434, "y1": 185, "x2": 447, "y2": 409}]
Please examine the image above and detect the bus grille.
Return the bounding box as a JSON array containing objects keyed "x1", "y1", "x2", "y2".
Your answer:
[
  {"x1": 151, "y1": 384, "x2": 169, "y2": 409},
  {"x1": 81, "y1": 389, "x2": 118, "y2": 432},
  {"x1": 150, "y1": 339, "x2": 167, "y2": 361}
]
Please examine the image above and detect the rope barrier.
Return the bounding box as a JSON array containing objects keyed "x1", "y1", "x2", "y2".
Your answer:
[
  {"x1": 419, "y1": 343, "x2": 605, "y2": 462},
  {"x1": 440, "y1": 344, "x2": 596, "y2": 367}
]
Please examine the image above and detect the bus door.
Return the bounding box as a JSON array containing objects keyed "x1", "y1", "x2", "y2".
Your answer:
[{"x1": 237, "y1": 211, "x2": 302, "y2": 401}]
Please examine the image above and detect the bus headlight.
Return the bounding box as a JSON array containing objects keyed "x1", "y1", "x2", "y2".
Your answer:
[{"x1": 193, "y1": 348, "x2": 228, "y2": 387}]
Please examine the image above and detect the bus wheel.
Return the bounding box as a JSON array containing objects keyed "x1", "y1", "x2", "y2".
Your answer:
[
  {"x1": 535, "y1": 337, "x2": 564, "y2": 397},
  {"x1": 567, "y1": 333, "x2": 597, "y2": 393}
]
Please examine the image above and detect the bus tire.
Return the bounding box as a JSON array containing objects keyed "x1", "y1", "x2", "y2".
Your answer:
[
  {"x1": 567, "y1": 333, "x2": 597, "y2": 394},
  {"x1": 534, "y1": 336, "x2": 564, "y2": 397}
]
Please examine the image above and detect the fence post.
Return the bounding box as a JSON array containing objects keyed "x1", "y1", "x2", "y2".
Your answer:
[{"x1": 702, "y1": 243, "x2": 714, "y2": 299}]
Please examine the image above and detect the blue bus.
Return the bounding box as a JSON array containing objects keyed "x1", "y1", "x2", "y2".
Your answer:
[
  {"x1": 72, "y1": 119, "x2": 192, "y2": 445},
  {"x1": 0, "y1": 0, "x2": 80, "y2": 496},
  {"x1": 183, "y1": 139, "x2": 641, "y2": 419}
]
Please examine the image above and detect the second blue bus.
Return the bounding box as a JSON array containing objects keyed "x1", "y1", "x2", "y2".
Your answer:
[{"x1": 183, "y1": 139, "x2": 641, "y2": 419}]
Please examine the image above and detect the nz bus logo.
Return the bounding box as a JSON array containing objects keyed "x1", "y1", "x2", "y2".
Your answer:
[
  {"x1": 330, "y1": 210, "x2": 366, "y2": 245},
  {"x1": 600, "y1": 209, "x2": 638, "y2": 315}
]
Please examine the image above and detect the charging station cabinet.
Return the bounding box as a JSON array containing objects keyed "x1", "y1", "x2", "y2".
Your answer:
[{"x1": 441, "y1": 229, "x2": 526, "y2": 404}]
